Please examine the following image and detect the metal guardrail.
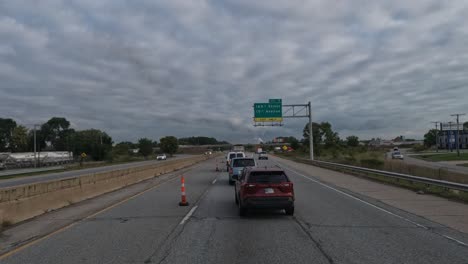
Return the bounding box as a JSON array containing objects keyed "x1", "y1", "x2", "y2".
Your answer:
[{"x1": 308, "y1": 159, "x2": 468, "y2": 192}]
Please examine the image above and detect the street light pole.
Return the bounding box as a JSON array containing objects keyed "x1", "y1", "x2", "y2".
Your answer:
[
  {"x1": 451, "y1": 113, "x2": 466, "y2": 157},
  {"x1": 308, "y1": 101, "x2": 314, "y2": 160}
]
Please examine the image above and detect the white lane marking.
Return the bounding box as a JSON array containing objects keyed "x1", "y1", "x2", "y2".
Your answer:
[
  {"x1": 443, "y1": 235, "x2": 468, "y2": 247},
  {"x1": 276, "y1": 161, "x2": 429, "y2": 230},
  {"x1": 179, "y1": 205, "x2": 198, "y2": 225},
  {"x1": 212, "y1": 178, "x2": 217, "y2": 184}
]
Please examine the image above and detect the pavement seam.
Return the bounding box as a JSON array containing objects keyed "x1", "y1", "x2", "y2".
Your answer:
[
  {"x1": 142, "y1": 170, "x2": 220, "y2": 263},
  {"x1": 292, "y1": 217, "x2": 335, "y2": 264},
  {"x1": 275, "y1": 157, "x2": 468, "y2": 248},
  {"x1": 0, "y1": 160, "x2": 213, "y2": 260}
]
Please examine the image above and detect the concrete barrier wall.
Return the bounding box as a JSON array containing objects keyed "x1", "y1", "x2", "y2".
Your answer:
[{"x1": 0, "y1": 155, "x2": 213, "y2": 225}]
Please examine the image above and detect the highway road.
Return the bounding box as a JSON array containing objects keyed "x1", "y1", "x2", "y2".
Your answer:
[
  {"x1": 0, "y1": 155, "x2": 189, "y2": 188},
  {"x1": 1, "y1": 156, "x2": 468, "y2": 263}
]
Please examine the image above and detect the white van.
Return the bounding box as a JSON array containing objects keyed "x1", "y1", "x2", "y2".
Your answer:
[{"x1": 226, "y1": 152, "x2": 246, "y2": 171}]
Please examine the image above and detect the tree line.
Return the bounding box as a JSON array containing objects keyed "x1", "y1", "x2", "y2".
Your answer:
[
  {"x1": 302, "y1": 122, "x2": 361, "y2": 155},
  {"x1": 0, "y1": 117, "x2": 228, "y2": 161},
  {"x1": 178, "y1": 136, "x2": 229, "y2": 145},
  {"x1": 0, "y1": 117, "x2": 113, "y2": 160}
]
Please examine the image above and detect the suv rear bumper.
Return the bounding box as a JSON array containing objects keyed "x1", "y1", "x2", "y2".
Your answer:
[{"x1": 243, "y1": 197, "x2": 293, "y2": 209}]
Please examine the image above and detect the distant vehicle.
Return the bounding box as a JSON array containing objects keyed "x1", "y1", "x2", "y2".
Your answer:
[
  {"x1": 393, "y1": 147, "x2": 399, "y2": 152},
  {"x1": 233, "y1": 167, "x2": 294, "y2": 216},
  {"x1": 156, "y1": 154, "x2": 167, "y2": 160},
  {"x1": 258, "y1": 151, "x2": 268, "y2": 160},
  {"x1": 256, "y1": 147, "x2": 263, "y2": 154},
  {"x1": 232, "y1": 144, "x2": 245, "y2": 152},
  {"x1": 226, "y1": 152, "x2": 246, "y2": 171},
  {"x1": 228, "y1": 157, "x2": 256, "y2": 185},
  {"x1": 392, "y1": 151, "x2": 404, "y2": 160},
  {"x1": 204, "y1": 151, "x2": 212, "y2": 155}
]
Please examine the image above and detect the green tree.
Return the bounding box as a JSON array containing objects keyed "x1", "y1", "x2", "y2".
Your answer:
[
  {"x1": 160, "y1": 136, "x2": 179, "y2": 156},
  {"x1": 138, "y1": 138, "x2": 153, "y2": 159},
  {"x1": 11, "y1": 125, "x2": 29, "y2": 152},
  {"x1": 72, "y1": 129, "x2": 112, "y2": 161},
  {"x1": 303, "y1": 122, "x2": 324, "y2": 155},
  {"x1": 346, "y1": 135, "x2": 360, "y2": 147},
  {"x1": 303, "y1": 122, "x2": 340, "y2": 155},
  {"x1": 464, "y1": 122, "x2": 468, "y2": 130},
  {"x1": 0, "y1": 118, "x2": 17, "y2": 151},
  {"x1": 41, "y1": 117, "x2": 73, "y2": 151},
  {"x1": 424, "y1": 129, "x2": 438, "y2": 147},
  {"x1": 289, "y1": 137, "x2": 300, "y2": 150},
  {"x1": 113, "y1": 142, "x2": 131, "y2": 156}
]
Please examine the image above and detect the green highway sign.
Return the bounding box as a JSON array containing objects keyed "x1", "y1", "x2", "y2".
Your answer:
[{"x1": 254, "y1": 99, "x2": 283, "y2": 122}]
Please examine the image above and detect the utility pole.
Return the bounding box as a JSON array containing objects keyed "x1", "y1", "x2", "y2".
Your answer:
[
  {"x1": 431, "y1": 122, "x2": 440, "y2": 152},
  {"x1": 308, "y1": 101, "x2": 314, "y2": 160},
  {"x1": 448, "y1": 122, "x2": 454, "y2": 152},
  {"x1": 451, "y1": 113, "x2": 466, "y2": 156},
  {"x1": 33, "y1": 125, "x2": 37, "y2": 168}
]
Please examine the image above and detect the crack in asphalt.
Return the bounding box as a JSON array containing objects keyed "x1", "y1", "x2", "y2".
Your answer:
[{"x1": 292, "y1": 216, "x2": 335, "y2": 264}]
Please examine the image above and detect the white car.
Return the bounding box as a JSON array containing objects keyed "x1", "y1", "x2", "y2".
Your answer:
[
  {"x1": 391, "y1": 151, "x2": 404, "y2": 160},
  {"x1": 156, "y1": 154, "x2": 167, "y2": 160}
]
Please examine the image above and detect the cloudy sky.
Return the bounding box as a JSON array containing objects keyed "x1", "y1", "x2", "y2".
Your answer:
[{"x1": 1, "y1": 1, "x2": 468, "y2": 143}]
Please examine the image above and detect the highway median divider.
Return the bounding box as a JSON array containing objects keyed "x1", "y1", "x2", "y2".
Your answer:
[{"x1": 0, "y1": 155, "x2": 218, "y2": 226}]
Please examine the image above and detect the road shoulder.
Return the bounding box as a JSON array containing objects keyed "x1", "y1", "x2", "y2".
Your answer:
[{"x1": 272, "y1": 155, "x2": 468, "y2": 235}]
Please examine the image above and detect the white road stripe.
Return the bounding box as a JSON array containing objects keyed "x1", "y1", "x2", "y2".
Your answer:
[
  {"x1": 276, "y1": 161, "x2": 428, "y2": 229},
  {"x1": 212, "y1": 179, "x2": 217, "y2": 184},
  {"x1": 276, "y1": 160, "x2": 468, "y2": 247},
  {"x1": 179, "y1": 205, "x2": 198, "y2": 225},
  {"x1": 443, "y1": 235, "x2": 468, "y2": 247}
]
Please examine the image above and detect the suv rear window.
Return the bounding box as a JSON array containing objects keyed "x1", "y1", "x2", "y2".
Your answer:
[
  {"x1": 236, "y1": 153, "x2": 244, "y2": 158},
  {"x1": 248, "y1": 171, "x2": 288, "y2": 183},
  {"x1": 233, "y1": 159, "x2": 255, "y2": 167}
]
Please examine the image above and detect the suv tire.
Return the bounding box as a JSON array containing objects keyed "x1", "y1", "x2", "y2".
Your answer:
[{"x1": 285, "y1": 207, "x2": 294, "y2": 215}]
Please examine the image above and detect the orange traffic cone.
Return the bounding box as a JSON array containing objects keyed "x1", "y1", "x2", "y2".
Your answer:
[{"x1": 179, "y1": 175, "x2": 189, "y2": 206}]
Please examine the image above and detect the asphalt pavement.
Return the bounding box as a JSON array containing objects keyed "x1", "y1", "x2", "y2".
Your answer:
[
  {"x1": 0, "y1": 155, "x2": 189, "y2": 188},
  {"x1": 1, "y1": 157, "x2": 468, "y2": 264}
]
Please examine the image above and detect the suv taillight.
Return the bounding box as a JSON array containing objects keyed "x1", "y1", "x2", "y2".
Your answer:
[
  {"x1": 279, "y1": 182, "x2": 293, "y2": 193},
  {"x1": 244, "y1": 184, "x2": 257, "y2": 194}
]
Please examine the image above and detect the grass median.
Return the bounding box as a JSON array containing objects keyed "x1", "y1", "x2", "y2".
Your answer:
[{"x1": 412, "y1": 152, "x2": 468, "y2": 162}]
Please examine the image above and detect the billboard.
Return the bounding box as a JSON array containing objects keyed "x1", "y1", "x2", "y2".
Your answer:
[{"x1": 441, "y1": 123, "x2": 464, "y2": 131}]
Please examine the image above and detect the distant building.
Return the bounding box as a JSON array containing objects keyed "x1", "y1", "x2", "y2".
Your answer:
[{"x1": 437, "y1": 128, "x2": 468, "y2": 150}]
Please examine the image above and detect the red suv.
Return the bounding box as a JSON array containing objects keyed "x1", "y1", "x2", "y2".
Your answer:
[{"x1": 233, "y1": 167, "x2": 294, "y2": 216}]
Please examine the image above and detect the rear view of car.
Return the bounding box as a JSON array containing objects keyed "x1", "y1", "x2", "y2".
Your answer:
[
  {"x1": 234, "y1": 168, "x2": 294, "y2": 216},
  {"x1": 258, "y1": 151, "x2": 268, "y2": 160},
  {"x1": 228, "y1": 158, "x2": 256, "y2": 185}
]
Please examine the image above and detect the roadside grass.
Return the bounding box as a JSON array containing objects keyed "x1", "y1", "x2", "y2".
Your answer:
[
  {"x1": 412, "y1": 152, "x2": 468, "y2": 162},
  {"x1": 276, "y1": 153, "x2": 468, "y2": 203}
]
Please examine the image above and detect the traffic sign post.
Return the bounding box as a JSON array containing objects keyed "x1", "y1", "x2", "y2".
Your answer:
[{"x1": 253, "y1": 99, "x2": 314, "y2": 160}]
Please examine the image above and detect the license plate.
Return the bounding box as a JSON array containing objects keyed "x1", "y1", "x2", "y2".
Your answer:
[{"x1": 264, "y1": 188, "x2": 274, "y2": 194}]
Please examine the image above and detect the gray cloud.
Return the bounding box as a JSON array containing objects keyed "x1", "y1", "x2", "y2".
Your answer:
[{"x1": 1, "y1": 0, "x2": 468, "y2": 143}]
